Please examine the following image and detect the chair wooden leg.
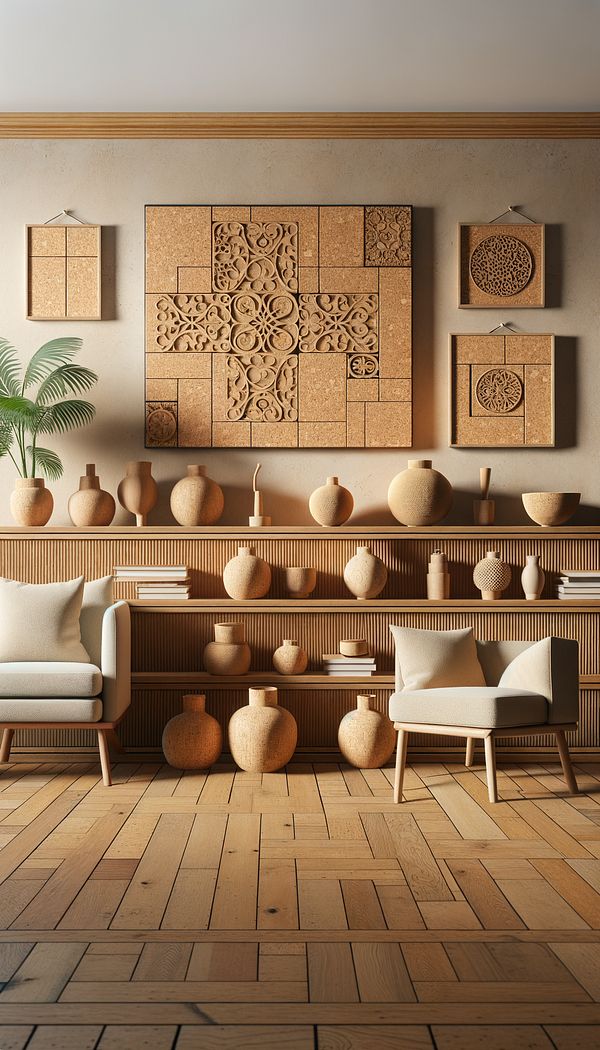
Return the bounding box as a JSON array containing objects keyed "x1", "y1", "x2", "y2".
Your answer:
[
  {"x1": 555, "y1": 729, "x2": 578, "y2": 794},
  {"x1": 97, "y1": 729, "x2": 112, "y2": 787},
  {"x1": 484, "y1": 734, "x2": 498, "y2": 803},
  {"x1": 465, "y1": 737, "x2": 475, "y2": 767},
  {"x1": 0, "y1": 729, "x2": 14, "y2": 764},
  {"x1": 393, "y1": 729, "x2": 408, "y2": 803}
]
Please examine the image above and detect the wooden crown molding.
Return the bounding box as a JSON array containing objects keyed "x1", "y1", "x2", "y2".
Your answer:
[{"x1": 0, "y1": 111, "x2": 599, "y2": 139}]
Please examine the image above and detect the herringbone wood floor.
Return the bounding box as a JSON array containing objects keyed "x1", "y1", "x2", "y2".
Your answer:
[{"x1": 0, "y1": 758, "x2": 600, "y2": 1048}]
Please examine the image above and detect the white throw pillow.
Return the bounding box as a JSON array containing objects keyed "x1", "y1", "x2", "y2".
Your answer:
[
  {"x1": 390, "y1": 625, "x2": 486, "y2": 691},
  {"x1": 81, "y1": 576, "x2": 114, "y2": 667},
  {"x1": 0, "y1": 576, "x2": 90, "y2": 663}
]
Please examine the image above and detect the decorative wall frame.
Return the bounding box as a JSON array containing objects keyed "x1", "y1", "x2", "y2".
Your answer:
[
  {"x1": 449, "y1": 333, "x2": 555, "y2": 447},
  {"x1": 27, "y1": 224, "x2": 101, "y2": 320},
  {"x1": 144, "y1": 205, "x2": 413, "y2": 448},
  {"x1": 458, "y1": 223, "x2": 545, "y2": 308}
]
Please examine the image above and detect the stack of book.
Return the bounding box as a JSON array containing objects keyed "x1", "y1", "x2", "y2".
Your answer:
[
  {"x1": 114, "y1": 565, "x2": 190, "y2": 600},
  {"x1": 557, "y1": 571, "x2": 600, "y2": 600},
  {"x1": 322, "y1": 654, "x2": 376, "y2": 676}
]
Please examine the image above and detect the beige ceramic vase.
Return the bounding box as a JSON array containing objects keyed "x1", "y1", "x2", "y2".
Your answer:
[
  {"x1": 338, "y1": 694, "x2": 396, "y2": 769},
  {"x1": 170, "y1": 465, "x2": 224, "y2": 526},
  {"x1": 68, "y1": 464, "x2": 115, "y2": 526},
  {"x1": 223, "y1": 545, "x2": 271, "y2": 600},
  {"x1": 203, "y1": 622, "x2": 251, "y2": 675},
  {"x1": 343, "y1": 545, "x2": 388, "y2": 600},
  {"x1": 162, "y1": 694, "x2": 223, "y2": 770},
  {"x1": 117, "y1": 461, "x2": 158, "y2": 526},
  {"x1": 10, "y1": 478, "x2": 53, "y2": 526},
  {"x1": 521, "y1": 554, "x2": 545, "y2": 600},
  {"x1": 285, "y1": 566, "x2": 317, "y2": 599},
  {"x1": 473, "y1": 549, "x2": 512, "y2": 600},
  {"x1": 228, "y1": 687, "x2": 298, "y2": 772},
  {"x1": 273, "y1": 639, "x2": 308, "y2": 675},
  {"x1": 387, "y1": 459, "x2": 453, "y2": 526},
  {"x1": 309, "y1": 476, "x2": 354, "y2": 526}
]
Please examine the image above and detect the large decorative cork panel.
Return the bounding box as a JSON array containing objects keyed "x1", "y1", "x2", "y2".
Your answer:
[
  {"x1": 458, "y1": 223, "x2": 545, "y2": 308},
  {"x1": 27, "y1": 225, "x2": 101, "y2": 320},
  {"x1": 145, "y1": 205, "x2": 412, "y2": 448},
  {"x1": 450, "y1": 333, "x2": 555, "y2": 447}
]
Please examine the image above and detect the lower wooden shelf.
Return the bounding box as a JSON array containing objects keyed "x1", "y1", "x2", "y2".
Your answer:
[{"x1": 132, "y1": 672, "x2": 395, "y2": 689}]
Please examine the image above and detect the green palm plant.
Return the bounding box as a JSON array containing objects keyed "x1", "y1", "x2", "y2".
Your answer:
[{"x1": 0, "y1": 337, "x2": 97, "y2": 480}]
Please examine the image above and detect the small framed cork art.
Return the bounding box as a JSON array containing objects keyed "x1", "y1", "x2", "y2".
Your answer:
[
  {"x1": 27, "y1": 224, "x2": 101, "y2": 320},
  {"x1": 449, "y1": 333, "x2": 555, "y2": 447},
  {"x1": 458, "y1": 223, "x2": 545, "y2": 308},
  {"x1": 144, "y1": 204, "x2": 413, "y2": 448}
]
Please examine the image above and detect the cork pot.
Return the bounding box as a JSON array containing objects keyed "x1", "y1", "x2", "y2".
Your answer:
[
  {"x1": 68, "y1": 464, "x2": 115, "y2": 527},
  {"x1": 203, "y1": 622, "x2": 251, "y2": 675},
  {"x1": 285, "y1": 566, "x2": 317, "y2": 599},
  {"x1": 473, "y1": 549, "x2": 512, "y2": 600},
  {"x1": 170, "y1": 465, "x2": 224, "y2": 526},
  {"x1": 387, "y1": 459, "x2": 453, "y2": 526},
  {"x1": 162, "y1": 694, "x2": 223, "y2": 770},
  {"x1": 223, "y1": 546, "x2": 271, "y2": 600},
  {"x1": 309, "y1": 476, "x2": 354, "y2": 527},
  {"x1": 340, "y1": 638, "x2": 369, "y2": 657},
  {"x1": 10, "y1": 478, "x2": 53, "y2": 526},
  {"x1": 522, "y1": 491, "x2": 580, "y2": 527},
  {"x1": 338, "y1": 694, "x2": 396, "y2": 769},
  {"x1": 343, "y1": 545, "x2": 388, "y2": 600},
  {"x1": 273, "y1": 639, "x2": 308, "y2": 675},
  {"x1": 117, "y1": 461, "x2": 158, "y2": 526},
  {"x1": 521, "y1": 554, "x2": 545, "y2": 600},
  {"x1": 228, "y1": 687, "x2": 297, "y2": 772}
]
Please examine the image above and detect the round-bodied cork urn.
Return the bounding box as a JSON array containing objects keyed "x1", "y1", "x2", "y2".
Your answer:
[
  {"x1": 309, "y1": 476, "x2": 354, "y2": 527},
  {"x1": 521, "y1": 554, "x2": 545, "y2": 600},
  {"x1": 285, "y1": 566, "x2": 317, "y2": 600},
  {"x1": 387, "y1": 459, "x2": 453, "y2": 526},
  {"x1": 117, "y1": 461, "x2": 158, "y2": 526},
  {"x1": 338, "y1": 694, "x2": 396, "y2": 769},
  {"x1": 343, "y1": 545, "x2": 388, "y2": 600},
  {"x1": 223, "y1": 546, "x2": 271, "y2": 600},
  {"x1": 10, "y1": 478, "x2": 54, "y2": 526},
  {"x1": 68, "y1": 464, "x2": 115, "y2": 526},
  {"x1": 170, "y1": 465, "x2": 224, "y2": 526},
  {"x1": 273, "y1": 639, "x2": 308, "y2": 675},
  {"x1": 473, "y1": 549, "x2": 512, "y2": 600},
  {"x1": 228, "y1": 687, "x2": 298, "y2": 772},
  {"x1": 162, "y1": 694, "x2": 223, "y2": 770},
  {"x1": 203, "y1": 622, "x2": 251, "y2": 675}
]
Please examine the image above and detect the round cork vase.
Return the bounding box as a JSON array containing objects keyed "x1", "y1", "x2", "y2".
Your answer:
[
  {"x1": 117, "y1": 461, "x2": 158, "y2": 526},
  {"x1": 338, "y1": 694, "x2": 396, "y2": 769},
  {"x1": 68, "y1": 464, "x2": 115, "y2": 527},
  {"x1": 162, "y1": 694, "x2": 223, "y2": 770},
  {"x1": 521, "y1": 554, "x2": 545, "y2": 601},
  {"x1": 473, "y1": 549, "x2": 512, "y2": 600},
  {"x1": 272, "y1": 639, "x2": 308, "y2": 675},
  {"x1": 343, "y1": 545, "x2": 388, "y2": 600},
  {"x1": 309, "y1": 476, "x2": 354, "y2": 527},
  {"x1": 10, "y1": 478, "x2": 53, "y2": 526},
  {"x1": 203, "y1": 622, "x2": 251, "y2": 675},
  {"x1": 223, "y1": 545, "x2": 271, "y2": 600},
  {"x1": 170, "y1": 465, "x2": 224, "y2": 526},
  {"x1": 387, "y1": 459, "x2": 453, "y2": 526},
  {"x1": 228, "y1": 687, "x2": 298, "y2": 773}
]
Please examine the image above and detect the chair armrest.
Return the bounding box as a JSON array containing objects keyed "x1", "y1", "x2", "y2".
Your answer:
[
  {"x1": 499, "y1": 636, "x2": 579, "y2": 724},
  {"x1": 100, "y1": 601, "x2": 131, "y2": 723}
]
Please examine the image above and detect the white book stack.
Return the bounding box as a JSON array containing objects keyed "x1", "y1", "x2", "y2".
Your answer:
[
  {"x1": 557, "y1": 570, "x2": 600, "y2": 600},
  {"x1": 114, "y1": 565, "x2": 191, "y2": 600},
  {"x1": 322, "y1": 654, "x2": 376, "y2": 676}
]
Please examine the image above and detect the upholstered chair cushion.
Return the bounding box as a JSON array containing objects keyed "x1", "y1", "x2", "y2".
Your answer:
[
  {"x1": 0, "y1": 697, "x2": 103, "y2": 722},
  {"x1": 0, "y1": 576, "x2": 90, "y2": 663},
  {"x1": 0, "y1": 662, "x2": 102, "y2": 698},
  {"x1": 390, "y1": 625, "x2": 486, "y2": 691},
  {"x1": 389, "y1": 687, "x2": 548, "y2": 729},
  {"x1": 81, "y1": 576, "x2": 114, "y2": 667}
]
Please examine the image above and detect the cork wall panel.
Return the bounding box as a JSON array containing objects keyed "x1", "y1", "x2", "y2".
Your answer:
[
  {"x1": 27, "y1": 224, "x2": 101, "y2": 320},
  {"x1": 459, "y1": 223, "x2": 545, "y2": 308},
  {"x1": 144, "y1": 204, "x2": 413, "y2": 448}
]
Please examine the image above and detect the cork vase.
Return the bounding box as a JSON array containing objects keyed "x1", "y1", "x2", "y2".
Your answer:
[
  {"x1": 117, "y1": 461, "x2": 158, "y2": 526},
  {"x1": 309, "y1": 476, "x2": 354, "y2": 526},
  {"x1": 203, "y1": 622, "x2": 251, "y2": 675},
  {"x1": 223, "y1": 546, "x2": 271, "y2": 600},
  {"x1": 10, "y1": 478, "x2": 53, "y2": 526},
  {"x1": 228, "y1": 687, "x2": 298, "y2": 772},
  {"x1": 473, "y1": 550, "x2": 512, "y2": 600},
  {"x1": 427, "y1": 549, "x2": 450, "y2": 600},
  {"x1": 68, "y1": 464, "x2": 115, "y2": 527},
  {"x1": 521, "y1": 554, "x2": 545, "y2": 600},
  {"x1": 285, "y1": 566, "x2": 317, "y2": 600},
  {"x1": 162, "y1": 694, "x2": 223, "y2": 770},
  {"x1": 343, "y1": 545, "x2": 388, "y2": 600},
  {"x1": 170, "y1": 465, "x2": 224, "y2": 526},
  {"x1": 273, "y1": 639, "x2": 308, "y2": 675},
  {"x1": 338, "y1": 694, "x2": 396, "y2": 769},
  {"x1": 387, "y1": 459, "x2": 453, "y2": 526}
]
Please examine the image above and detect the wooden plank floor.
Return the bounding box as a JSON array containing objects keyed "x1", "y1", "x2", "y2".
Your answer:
[{"x1": 0, "y1": 760, "x2": 600, "y2": 1047}]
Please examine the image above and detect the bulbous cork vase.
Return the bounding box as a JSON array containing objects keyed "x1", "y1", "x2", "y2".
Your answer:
[
  {"x1": 338, "y1": 694, "x2": 396, "y2": 769},
  {"x1": 228, "y1": 687, "x2": 297, "y2": 772},
  {"x1": 203, "y1": 622, "x2": 251, "y2": 675},
  {"x1": 162, "y1": 694, "x2": 223, "y2": 770},
  {"x1": 170, "y1": 465, "x2": 224, "y2": 526}
]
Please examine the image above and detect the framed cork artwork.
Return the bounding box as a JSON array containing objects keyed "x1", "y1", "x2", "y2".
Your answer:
[
  {"x1": 144, "y1": 205, "x2": 412, "y2": 448},
  {"x1": 449, "y1": 333, "x2": 555, "y2": 447},
  {"x1": 458, "y1": 223, "x2": 545, "y2": 308},
  {"x1": 27, "y1": 225, "x2": 101, "y2": 320}
]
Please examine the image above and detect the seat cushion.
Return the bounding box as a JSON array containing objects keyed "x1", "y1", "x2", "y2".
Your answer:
[
  {"x1": 389, "y1": 687, "x2": 549, "y2": 729},
  {"x1": 390, "y1": 625, "x2": 486, "y2": 690},
  {"x1": 0, "y1": 697, "x2": 103, "y2": 723},
  {"x1": 0, "y1": 663, "x2": 102, "y2": 698}
]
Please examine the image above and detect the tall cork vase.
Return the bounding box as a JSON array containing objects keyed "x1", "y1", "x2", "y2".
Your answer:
[
  {"x1": 117, "y1": 461, "x2": 158, "y2": 526},
  {"x1": 68, "y1": 464, "x2": 115, "y2": 526},
  {"x1": 170, "y1": 465, "x2": 224, "y2": 526},
  {"x1": 162, "y1": 694, "x2": 223, "y2": 770},
  {"x1": 228, "y1": 687, "x2": 298, "y2": 772},
  {"x1": 338, "y1": 694, "x2": 396, "y2": 768}
]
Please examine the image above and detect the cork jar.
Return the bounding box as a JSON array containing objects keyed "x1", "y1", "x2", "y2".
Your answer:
[
  {"x1": 68, "y1": 464, "x2": 115, "y2": 527},
  {"x1": 272, "y1": 639, "x2": 308, "y2": 675},
  {"x1": 10, "y1": 478, "x2": 53, "y2": 526},
  {"x1": 170, "y1": 465, "x2": 224, "y2": 526},
  {"x1": 343, "y1": 545, "x2": 388, "y2": 600},
  {"x1": 162, "y1": 694, "x2": 223, "y2": 770},
  {"x1": 309, "y1": 476, "x2": 354, "y2": 527},
  {"x1": 222, "y1": 546, "x2": 271, "y2": 600},
  {"x1": 473, "y1": 549, "x2": 512, "y2": 600},
  {"x1": 338, "y1": 694, "x2": 396, "y2": 769},
  {"x1": 387, "y1": 459, "x2": 453, "y2": 526},
  {"x1": 228, "y1": 687, "x2": 298, "y2": 772},
  {"x1": 203, "y1": 622, "x2": 251, "y2": 675}
]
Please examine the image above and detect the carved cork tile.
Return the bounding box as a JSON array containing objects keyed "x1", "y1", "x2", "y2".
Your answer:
[
  {"x1": 459, "y1": 223, "x2": 545, "y2": 308},
  {"x1": 145, "y1": 204, "x2": 412, "y2": 447},
  {"x1": 27, "y1": 224, "x2": 101, "y2": 320},
  {"x1": 449, "y1": 333, "x2": 555, "y2": 447}
]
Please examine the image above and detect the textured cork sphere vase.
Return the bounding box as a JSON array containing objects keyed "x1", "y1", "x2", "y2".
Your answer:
[
  {"x1": 522, "y1": 492, "x2": 580, "y2": 527},
  {"x1": 162, "y1": 694, "x2": 223, "y2": 770},
  {"x1": 223, "y1": 546, "x2": 271, "y2": 600},
  {"x1": 521, "y1": 555, "x2": 545, "y2": 600},
  {"x1": 338, "y1": 694, "x2": 396, "y2": 769},
  {"x1": 344, "y1": 545, "x2": 388, "y2": 600},
  {"x1": 285, "y1": 566, "x2": 317, "y2": 600},
  {"x1": 68, "y1": 464, "x2": 115, "y2": 527},
  {"x1": 473, "y1": 550, "x2": 512, "y2": 600},
  {"x1": 228, "y1": 687, "x2": 298, "y2": 772},
  {"x1": 10, "y1": 478, "x2": 53, "y2": 526},
  {"x1": 203, "y1": 622, "x2": 251, "y2": 675},
  {"x1": 309, "y1": 476, "x2": 354, "y2": 527},
  {"x1": 170, "y1": 465, "x2": 224, "y2": 526},
  {"x1": 387, "y1": 459, "x2": 453, "y2": 526},
  {"x1": 273, "y1": 639, "x2": 308, "y2": 675},
  {"x1": 117, "y1": 461, "x2": 158, "y2": 526}
]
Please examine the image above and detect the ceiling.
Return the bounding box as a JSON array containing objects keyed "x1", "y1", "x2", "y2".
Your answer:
[{"x1": 1, "y1": 0, "x2": 599, "y2": 112}]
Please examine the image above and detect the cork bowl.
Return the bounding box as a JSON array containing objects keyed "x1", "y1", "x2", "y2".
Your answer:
[{"x1": 522, "y1": 492, "x2": 580, "y2": 527}]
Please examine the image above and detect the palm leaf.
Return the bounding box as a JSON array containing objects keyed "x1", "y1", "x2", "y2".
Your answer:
[
  {"x1": 0, "y1": 340, "x2": 21, "y2": 397},
  {"x1": 0, "y1": 422, "x2": 13, "y2": 458},
  {"x1": 28, "y1": 446, "x2": 63, "y2": 480},
  {"x1": 35, "y1": 399, "x2": 96, "y2": 435},
  {"x1": 23, "y1": 338, "x2": 82, "y2": 389},
  {"x1": 0, "y1": 394, "x2": 40, "y2": 427},
  {"x1": 36, "y1": 364, "x2": 98, "y2": 406}
]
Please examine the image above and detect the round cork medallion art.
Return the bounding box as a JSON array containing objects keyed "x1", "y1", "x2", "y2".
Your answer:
[
  {"x1": 469, "y1": 234, "x2": 533, "y2": 297},
  {"x1": 475, "y1": 368, "x2": 523, "y2": 414}
]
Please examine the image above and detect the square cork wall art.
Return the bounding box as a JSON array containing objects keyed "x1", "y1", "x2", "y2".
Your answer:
[
  {"x1": 458, "y1": 223, "x2": 545, "y2": 308},
  {"x1": 449, "y1": 333, "x2": 555, "y2": 447},
  {"x1": 144, "y1": 205, "x2": 412, "y2": 448},
  {"x1": 27, "y1": 225, "x2": 101, "y2": 320}
]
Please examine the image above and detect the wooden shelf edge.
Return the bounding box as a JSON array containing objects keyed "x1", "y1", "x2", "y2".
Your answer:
[
  {"x1": 129, "y1": 598, "x2": 600, "y2": 610},
  {"x1": 1, "y1": 524, "x2": 599, "y2": 537},
  {"x1": 131, "y1": 671, "x2": 600, "y2": 687}
]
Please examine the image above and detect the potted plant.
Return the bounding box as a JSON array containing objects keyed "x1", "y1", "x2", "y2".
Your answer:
[{"x1": 0, "y1": 336, "x2": 97, "y2": 525}]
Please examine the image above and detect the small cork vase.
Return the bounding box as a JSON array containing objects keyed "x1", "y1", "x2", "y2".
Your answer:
[
  {"x1": 117, "y1": 461, "x2": 158, "y2": 526},
  {"x1": 223, "y1": 546, "x2": 271, "y2": 600},
  {"x1": 228, "y1": 687, "x2": 298, "y2": 772},
  {"x1": 162, "y1": 694, "x2": 223, "y2": 770},
  {"x1": 10, "y1": 478, "x2": 53, "y2": 526},
  {"x1": 521, "y1": 554, "x2": 545, "y2": 600},
  {"x1": 68, "y1": 464, "x2": 115, "y2": 527},
  {"x1": 473, "y1": 549, "x2": 512, "y2": 600},
  {"x1": 338, "y1": 694, "x2": 396, "y2": 769},
  {"x1": 427, "y1": 549, "x2": 450, "y2": 600},
  {"x1": 203, "y1": 622, "x2": 251, "y2": 675},
  {"x1": 343, "y1": 545, "x2": 388, "y2": 600},
  {"x1": 387, "y1": 459, "x2": 453, "y2": 526},
  {"x1": 285, "y1": 566, "x2": 317, "y2": 600},
  {"x1": 170, "y1": 465, "x2": 224, "y2": 526},
  {"x1": 309, "y1": 476, "x2": 354, "y2": 527},
  {"x1": 273, "y1": 639, "x2": 308, "y2": 675}
]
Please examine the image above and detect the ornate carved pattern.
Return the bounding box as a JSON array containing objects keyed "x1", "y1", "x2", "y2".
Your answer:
[
  {"x1": 299, "y1": 294, "x2": 378, "y2": 354},
  {"x1": 348, "y1": 353, "x2": 379, "y2": 377},
  {"x1": 213, "y1": 222, "x2": 298, "y2": 293},
  {"x1": 475, "y1": 368, "x2": 524, "y2": 414},
  {"x1": 365, "y1": 206, "x2": 411, "y2": 266},
  {"x1": 469, "y1": 235, "x2": 533, "y2": 297},
  {"x1": 230, "y1": 292, "x2": 299, "y2": 356},
  {"x1": 153, "y1": 294, "x2": 231, "y2": 353},
  {"x1": 146, "y1": 402, "x2": 177, "y2": 446},
  {"x1": 226, "y1": 352, "x2": 298, "y2": 422}
]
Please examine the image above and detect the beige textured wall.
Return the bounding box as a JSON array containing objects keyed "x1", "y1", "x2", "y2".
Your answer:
[{"x1": 0, "y1": 138, "x2": 597, "y2": 526}]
